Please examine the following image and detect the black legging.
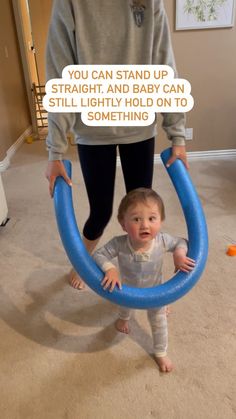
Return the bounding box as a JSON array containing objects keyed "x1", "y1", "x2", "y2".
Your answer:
[{"x1": 78, "y1": 137, "x2": 155, "y2": 240}]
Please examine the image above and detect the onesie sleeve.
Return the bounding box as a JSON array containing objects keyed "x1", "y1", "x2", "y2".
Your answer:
[
  {"x1": 93, "y1": 237, "x2": 121, "y2": 272},
  {"x1": 153, "y1": 1, "x2": 186, "y2": 146},
  {"x1": 46, "y1": 0, "x2": 77, "y2": 161},
  {"x1": 161, "y1": 232, "x2": 188, "y2": 253}
]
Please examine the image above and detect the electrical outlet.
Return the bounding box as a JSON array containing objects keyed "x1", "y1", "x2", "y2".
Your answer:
[{"x1": 185, "y1": 128, "x2": 193, "y2": 140}]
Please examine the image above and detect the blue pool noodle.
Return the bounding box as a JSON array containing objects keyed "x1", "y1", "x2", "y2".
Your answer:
[{"x1": 53, "y1": 148, "x2": 208, "y2": 309}]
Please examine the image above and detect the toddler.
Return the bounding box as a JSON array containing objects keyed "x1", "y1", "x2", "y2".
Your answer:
[{"x1": 93, "y1": 188, "x2": 195, "y2": 372}]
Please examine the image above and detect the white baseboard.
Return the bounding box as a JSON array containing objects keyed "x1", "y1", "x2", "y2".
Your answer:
[
  {"x1": 117, "y1": 148, "x2": 236, "y2": 166},
  {"x1": 0, "y1": 132, "x2": 235, "y2": 171},
  {"x1": 0, "y1": 126, "x2": 32, "y2": 172},
  {"x1": 0, "y1": 173, "x2": 8, "y2": 225}
]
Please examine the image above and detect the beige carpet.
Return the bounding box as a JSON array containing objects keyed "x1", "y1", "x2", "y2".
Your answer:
[{"x1": 0, "y1": 140, "x2": 236, "y2": 419}]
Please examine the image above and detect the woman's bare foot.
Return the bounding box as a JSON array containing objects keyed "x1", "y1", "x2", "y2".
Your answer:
[
  {"x1": 165, "y1": 305, "x2": 171, "y2": 316},
  {"x1": 68, "y1": 269, "x2": 85, "y2": 290},
  {"x1": 115, "y1": 318, "x2": 130, "y2": 334},
  {"x1": 68, "y1": 237, "x2": 100, "y2": 290},
  {"x1": 154, "y1": 355, "x2": 173, "y2": 373}
]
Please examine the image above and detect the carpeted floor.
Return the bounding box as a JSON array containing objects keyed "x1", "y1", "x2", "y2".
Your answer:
[{"x1": 0, "y1": 140, "x2": 236, "y2": 419}]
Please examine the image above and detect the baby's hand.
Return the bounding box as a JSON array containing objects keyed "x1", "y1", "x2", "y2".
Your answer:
[
  {"x1": 101, "y1": 268, "x2": 122, "y2": 292},
  {"x1": 173, "y1": 251, "x2": 195, "y2": 273}
]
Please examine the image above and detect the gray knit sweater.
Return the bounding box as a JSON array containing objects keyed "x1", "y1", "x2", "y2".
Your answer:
[{"x1": 46, "y1": 0, "x2": 186, "y2": 161}]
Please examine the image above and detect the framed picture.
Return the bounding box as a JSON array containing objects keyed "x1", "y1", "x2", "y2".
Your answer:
[{"x1": 176, "y1": 0, "x2": 235, "y2": 30}]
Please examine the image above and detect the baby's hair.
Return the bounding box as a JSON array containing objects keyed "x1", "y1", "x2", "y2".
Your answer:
[{"x1": 118, "y1": 188, "x2": 165, "y2": 223}]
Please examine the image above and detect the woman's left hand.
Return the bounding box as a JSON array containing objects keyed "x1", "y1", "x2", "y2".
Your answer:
[{"x1": 166, "y1": 145, "x2": 189, "y2": 170}]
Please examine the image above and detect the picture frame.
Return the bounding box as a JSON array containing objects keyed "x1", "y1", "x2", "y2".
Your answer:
[{"x1": 176, "y1": 0, "x2": 235, "y2": 30}]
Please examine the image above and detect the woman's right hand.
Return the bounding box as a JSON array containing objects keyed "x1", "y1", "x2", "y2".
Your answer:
[{"x1": 45, "y1": 160, "x2": 72, "y2": 197}]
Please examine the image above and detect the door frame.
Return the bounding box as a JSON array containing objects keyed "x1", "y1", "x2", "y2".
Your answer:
[{"x1": 12, "y1": 0, "x2": 38, "y2": 133}]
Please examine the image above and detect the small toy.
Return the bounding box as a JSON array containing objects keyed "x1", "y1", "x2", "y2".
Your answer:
[{"x1": 226, "y1": 245, "x2": 236, "y2": 256}]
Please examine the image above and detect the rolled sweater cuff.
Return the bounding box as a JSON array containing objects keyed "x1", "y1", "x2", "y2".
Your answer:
[
  {"x1": 171, "y1": 137, "x2": 186, "y2": 146},
  {"x1": 48, "y1": 151, "x2": 63, "y2": 161}
]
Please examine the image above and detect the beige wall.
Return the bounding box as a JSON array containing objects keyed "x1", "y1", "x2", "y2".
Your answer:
[
  {"x1": 0, "y1": 0, "x2": 30, "y2": 161},
  {"x1": 1, "y1": 1, "x2": 235, "y2": 161},
  {"x1": 24, "y1": 0, "x2": 236, "y2": 153},
  {"x1": 157, "y1": 1, "x2": 236, "y2": 153}
]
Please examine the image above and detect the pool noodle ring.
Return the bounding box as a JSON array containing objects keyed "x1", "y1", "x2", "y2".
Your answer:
[{"x1": 53, "y1": 148, "x2": 208, "y2": 309}]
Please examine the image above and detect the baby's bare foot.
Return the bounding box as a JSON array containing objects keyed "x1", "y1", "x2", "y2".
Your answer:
[
  {"x1": 68, "y1": 269, "x2": 85, "y2": 290},
  {"x1": 115, "y1": 319, "x2": 130, "y2": 334},
  {"x1": 154, "y1": 356, "x2": 173, "y2": 373}
]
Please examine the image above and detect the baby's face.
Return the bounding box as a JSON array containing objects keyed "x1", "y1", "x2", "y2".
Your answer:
[{"x1": 120, "y1": 198, "x2": 162, "y2": 249}]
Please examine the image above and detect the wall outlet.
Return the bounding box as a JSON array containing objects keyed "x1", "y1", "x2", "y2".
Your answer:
[{"x1": 185, "y1": 128, "x2": 193, "y2": 140}]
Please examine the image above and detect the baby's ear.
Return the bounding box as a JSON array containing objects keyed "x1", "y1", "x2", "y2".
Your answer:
[{"x1": 119, "y1": 220, "x2": 127, "y2": 232}]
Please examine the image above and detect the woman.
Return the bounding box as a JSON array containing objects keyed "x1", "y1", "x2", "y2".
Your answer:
[{"x1": 45, "y1": 0, "x2": 189, "y2": 289}]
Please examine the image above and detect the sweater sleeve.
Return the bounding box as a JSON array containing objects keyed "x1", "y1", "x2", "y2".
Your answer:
[
  {"x1": 93, "y1": 237, "x2": 121, "y2": 272},
  {"x1": 46, "y1": 0, "x2": 77, "y2": 161},
  {"x1": 153, "y1": 1, "x2": 186, "y2": 146}
]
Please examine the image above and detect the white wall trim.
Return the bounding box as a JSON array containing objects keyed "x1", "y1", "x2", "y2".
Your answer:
[
  {"x1": 0, "y1": 126, "x2": 32, "y2": 173},
  {"x1": 117, "y1": 149, "x2": 236, "y2": 166},
  {"x1": 0, "y1": 135, "x2": 235, "y2": 172}
]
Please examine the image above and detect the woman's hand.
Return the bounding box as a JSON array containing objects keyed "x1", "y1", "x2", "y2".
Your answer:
[
  {"x1": 45, "y1": 160, "x2": 72, "y2": 197},
  {"x1": 166, "y1": 145, "x2": 189, "y2": 170}
]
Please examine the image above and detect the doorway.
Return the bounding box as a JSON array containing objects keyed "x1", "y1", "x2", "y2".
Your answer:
[{"x1": 12, "y1": 0, "x2": 52, "y2": 138}]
